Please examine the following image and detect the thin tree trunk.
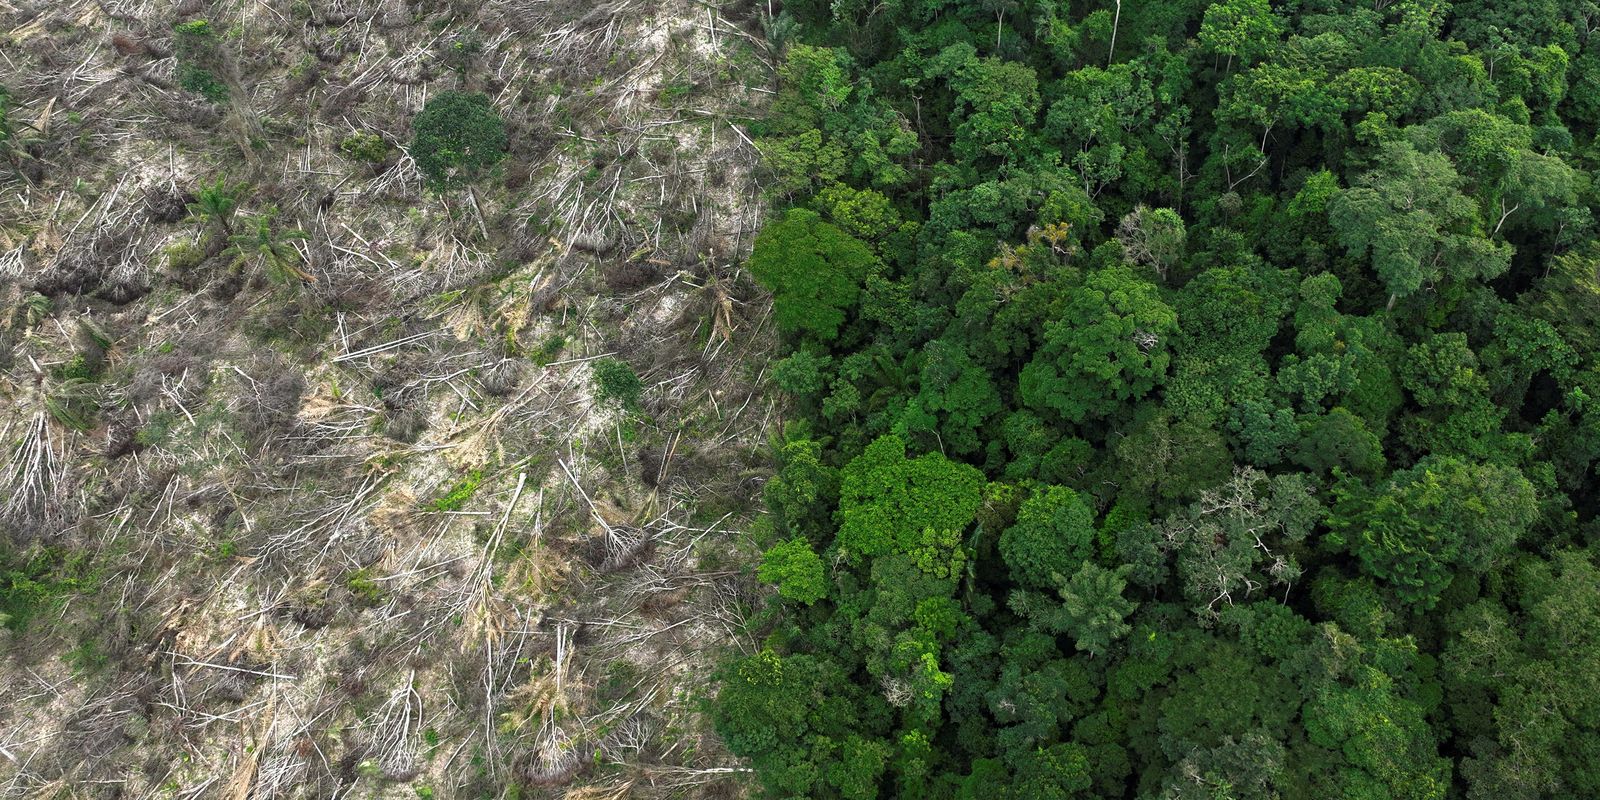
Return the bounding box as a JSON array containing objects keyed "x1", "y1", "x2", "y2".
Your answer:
[{"x1": 1108, "y1": 0, "x2": 1122, "y2": 66}]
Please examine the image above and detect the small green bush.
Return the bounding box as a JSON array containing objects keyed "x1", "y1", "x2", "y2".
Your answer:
[
  {"x1": 345, "y1": 568, "x2": 384, "y2": 604},
  {"x1": 339, "y1": 131, "x2": 390, "y2": 163},
  {"x1": 431, "y1": 470, "x2": 484, "y2": 511},
  {"x1": 592, "y1": 357, "x2": 643, "y2": 407},
  {"x1": 136, "y1": 411, "x2": 178, "y2": 448},
  {"x1": 45, "y1": 376, "x2": 99, "y2": 430},
  {"x1": 442, "y1": 32, "x2": 483, "y2": 73},
  {"x1": 52, "y1": 353, "x2": 99, "y2": 382},
  {"x1": 0, "y1": 84, "x2": 15, "y2": 151},
  {"x1": 410, "y1": 91, "x2": 508, "y2": 192},
  {"x1": 173, "y1": 21, "x2": 228, "y2": 103},
  {"x1": 164, "y1": 240, "x2": 205, "y2": 271},
  {"x1": 1, "y1": 547, "x2": 95, "y2": 633},
  {"x1": 532, "y1": 334, "x2": 567, "y2": 366}
]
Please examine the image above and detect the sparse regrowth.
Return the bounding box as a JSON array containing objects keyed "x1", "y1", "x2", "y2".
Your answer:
[
  {"x1": 430, "y1": 470, "x2": 484, "y2": 512},
  {"x1": 173, "y1": 20, "x2": 228, "y2": 103},
  {"x1": 0, "y1": 0, "x2": 771, "y2": 796}
]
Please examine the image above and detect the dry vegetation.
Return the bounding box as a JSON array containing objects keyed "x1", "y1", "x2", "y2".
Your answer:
[{"x1": 0, "y1": 0, "x2": 778, "y2": 796}]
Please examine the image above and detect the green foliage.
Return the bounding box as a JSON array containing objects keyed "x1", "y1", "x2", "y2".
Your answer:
[
  {"x1": 765, "y1": 435, "x2": 839, "y2": 536},
  {"x1": 1330, "y1": 457, "x2": 1537, "y2": 608},
  {"x1": 345, "y1": 568, "x2": 384, "y2": 604},
  {"x1": 1302, "y1": 666, "x2": 1451, "y2": 800},
  {"x1": 1443, "y1": 551, "x2": 1600, "y2": 799},
  {"x1": 430, "y1": 470, "x2": 484, "y2": 512},
  {"x1": 591, "y1": 358, "x2": 643, "y2": 407},
  {"x1": 339, "y1": 132, "x2": 391, "y2": 163},
  {"x1": 714, "y1": 2, "x2": 1600, "y2": 795},
  {"x1": 173, "y1": 20, "x2": 228, "y2": 103},
  {"x1": 899, "y1": 338, "x2": 1001, "y2": 455},
  {"x1": 748, "y1": 208, "x2": 877, "y2": 341},
  {"x1": 186, "y1": 176, "x2": 248, "y2": 237},
  {"x1": 998, "y1": 485, "x2": 1094, "y2": 590},
  {"x1": 1293, "y1": 407, "x2": 1386, "y2": 477},
  {"x1": 712, "y1": 650, "x2": 888, "y2": 798},
  {"x1": 410, "y1": 92, "x2": 508, "y2": 192},
  {"x1": 771, "y1": 350, "x2": 830, "y2": 398},
  {"x1": 1011, "y1": 562, "x2": 1137, "y2": 657},
  {"x1": 0, "y1": 546, "x2": 95, "y2": 632},
  {"x1": 0, "y1": 83, "x2": 26, "y2": 171},
  {"x1": 164, "y1": 240, "x2": 205, "y2": 271},
  {"x1": 1329, "y1": 141, "x2": 1512, "y2": 307},
  {"x1": 759, "y1": 539, "x2": 828, "y2": 605},
  {"x1": 45, "y1": 377, "x2": 99, "y2": 431},
  {"x1": 1198, "y1": 0, "x2": 1283, "y2": 66},
  {"x1": 225, "y1": 208, "x2": 311, "y2": 285},
  {"x1": 836, "y1": 435, "x2": 983, "y2": 559},
  {"x1": 812, "y1": 184, "x2": 901, "y2": 241},
  {"x1": 0, "y1": 84, "x2": 13, "y2": 149},
  {"x1": 1019, "y1": 266, "x2": 1177, "y2": 424}
]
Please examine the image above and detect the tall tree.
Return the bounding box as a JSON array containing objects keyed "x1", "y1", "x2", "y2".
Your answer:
[
  {"x1": 1329, "y1": 456, "x2": 1537, "y2": 608},
  {"x1": 1329, "y1": 141, "x2": 1512, "y2": 310},
  {"x1": 749, "y1": 208, "x2": 879, "y2": 342},
  {"x1": 1019, "y1": 266, "x2": 1177, "y2": 424}
]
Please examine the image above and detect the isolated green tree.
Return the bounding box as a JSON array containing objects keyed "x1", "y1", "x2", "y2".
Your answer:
[
  {"x1": 410, "y1": 91, "x2": 508, "y2": 192},
  {"x1": 225, "y1": 209, "x2": 311, "y2": 285}
]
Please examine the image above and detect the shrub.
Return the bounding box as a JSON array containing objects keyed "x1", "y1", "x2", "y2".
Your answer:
[
  {"x1": 0, "y1": 84, "x2": 14, "y2": 150},
  {"x1": 339, "y1": 131, "x2": 390, "y2": 163},
  {"x1": 410, "y1": 92, "x2": 508, "y2": 192},
  {"x1": 592, "y1": 357, "x2": 643, "y2": 407},
  {"x1": 52, "y1": 353, "x2": 99, "y2": 382},
  {"x1": 532, "y1": 334, "x2": 567, "y2": 366},
  {"x1": 173, "y1": 20, "x2": 228, "y2": 103},
  {"x1": 164, "y1": 240, "x2": 205, "y2": 271},
  {"x1": 45, "y1": 377, "x2": 99, "y2": 431},
  {"x1": 431, "y1": 470, "x2": 484, "y2": 512},
  {"x1": 1, "y1": 547, "x2": 95, "y2": 632},
  {"x1": 345, "y1": 568, "x2": 384, "y2": 604}
]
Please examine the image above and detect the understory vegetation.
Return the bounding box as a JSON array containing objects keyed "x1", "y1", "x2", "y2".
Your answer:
[{"x1": 719, "y1": 1, "x2": 1600, "y2": 798}]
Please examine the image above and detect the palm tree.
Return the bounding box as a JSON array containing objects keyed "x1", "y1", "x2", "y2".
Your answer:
[
  {"x1": 185, "y1": 175, "x2": 249, "y2": 238},
  {"x1": 225, "y1": 208, "x2": 312, "y2": 285}
]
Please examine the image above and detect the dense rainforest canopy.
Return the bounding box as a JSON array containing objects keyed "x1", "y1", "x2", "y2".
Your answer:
[{"x1": 716, "y1": 0, "x2": 1600, "y2": 798}]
